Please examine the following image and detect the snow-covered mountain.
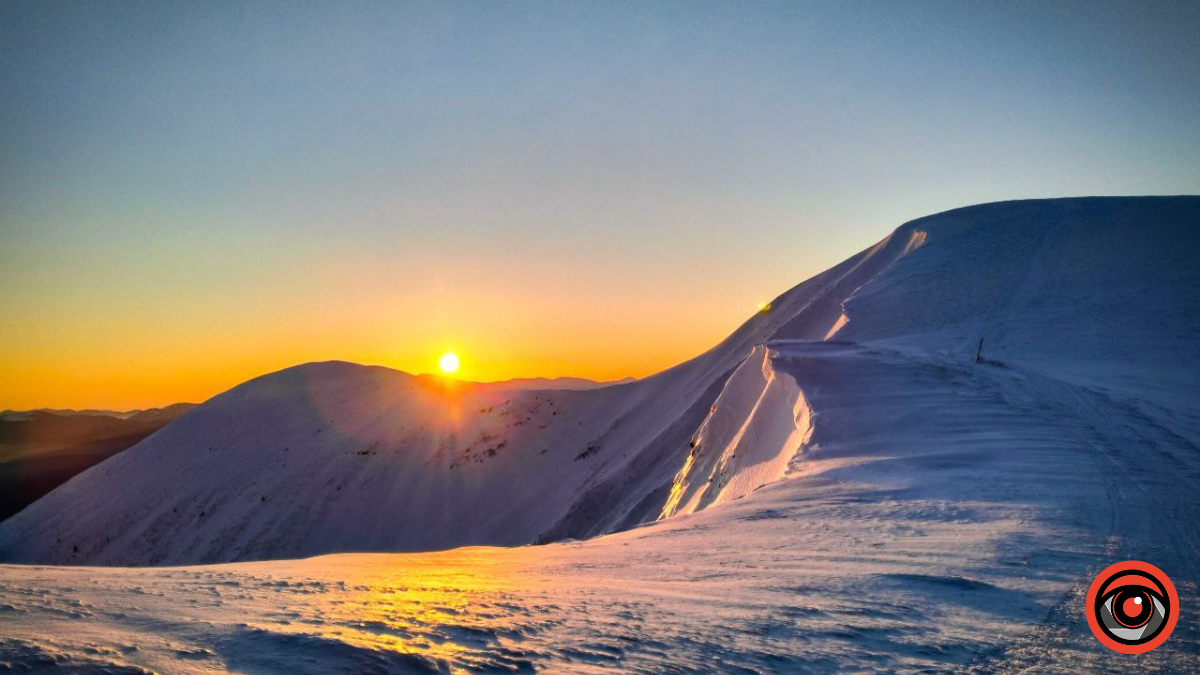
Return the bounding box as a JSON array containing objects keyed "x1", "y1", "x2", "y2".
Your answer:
[
  {"x1": 2, "y1": 196, "x2": 1199, "y2": 673},
  {"x1": 1, "y1": 196, "x2": 1197, "y2": 568}
]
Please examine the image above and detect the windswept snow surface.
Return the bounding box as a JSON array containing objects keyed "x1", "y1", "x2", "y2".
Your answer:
[{"x1": 2, "y1": 196, "x2": 1199, "y2": 672}]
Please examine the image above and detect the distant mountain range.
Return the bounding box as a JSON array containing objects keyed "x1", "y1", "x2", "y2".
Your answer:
[
  {"x1": 486, "y1": 375, "x2": 637, "y2": 390},
  {"x1": 1, "y1": 404, "x2": 195, "y2": 421},
  {"x1": 0, "y1": 404, "x2": 197, "y2": 520}
]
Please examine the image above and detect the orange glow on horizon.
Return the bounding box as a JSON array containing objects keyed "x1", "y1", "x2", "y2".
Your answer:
[
  {"x1": 0, "y1": 300, "x2": 770, "y2": 410},
  {"x1": 0, "y1": 237, "x2": 810, "y2": 411}
]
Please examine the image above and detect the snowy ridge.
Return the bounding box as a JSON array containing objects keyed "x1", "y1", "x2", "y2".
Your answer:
[
  {"x1": 1, "y1": 196, "x2": 1199, "y2": 673},
  {"x1": 1, "y1": 196, "x2": 1198, "y2": 569},
  {"x1": 660, "y1": 344, "x2": 812, "y2": 519}
]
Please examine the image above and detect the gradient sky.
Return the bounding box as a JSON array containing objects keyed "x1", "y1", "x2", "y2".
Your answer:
[{"x1": 2, "y1": 1, "x2": 1198, "y2": 410}]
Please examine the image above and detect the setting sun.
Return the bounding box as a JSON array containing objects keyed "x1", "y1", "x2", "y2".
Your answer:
[{"x1": 438, "y1": 352, "x2": 461, "y2": 374}]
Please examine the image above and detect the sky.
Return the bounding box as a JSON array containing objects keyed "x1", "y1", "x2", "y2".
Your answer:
[{"x1": 1, "y1": 1, "x2": 1198, "y2": 410}]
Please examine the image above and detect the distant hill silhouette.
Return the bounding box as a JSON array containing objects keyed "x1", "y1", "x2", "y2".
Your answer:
[{"x1": 0, "y1": 404, "x2": 196, "y2": 521}]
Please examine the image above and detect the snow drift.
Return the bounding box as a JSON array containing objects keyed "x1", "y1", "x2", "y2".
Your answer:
[
  {"x1": 1, "y1": 196, "x2": 1197, "y2": 567},
  {"x1": 660, "y1": 344, "x2": 812, "y2": 519}
]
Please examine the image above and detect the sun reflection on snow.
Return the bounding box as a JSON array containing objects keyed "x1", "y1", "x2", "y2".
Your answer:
[{"x1": 273, "y1": 550, "x2": 539, "y2": 670}]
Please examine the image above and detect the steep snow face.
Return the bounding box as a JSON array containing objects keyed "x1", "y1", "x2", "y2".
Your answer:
[
  {"x1": 660, "y1": 345, "x2": 812, "y2": 519},
  {"x1": 1, "y1": 196, "x2": 1197, "y2": 566}
]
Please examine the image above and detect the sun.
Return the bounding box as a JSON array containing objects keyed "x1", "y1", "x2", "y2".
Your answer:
[{"x1": 438, "y1": 352, "x2": 460, "y2": 374}]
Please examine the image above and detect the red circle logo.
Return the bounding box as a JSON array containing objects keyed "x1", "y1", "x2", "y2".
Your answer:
[{"x1": 1085, "y1": 560, "x2": 1178, "y2": 654}]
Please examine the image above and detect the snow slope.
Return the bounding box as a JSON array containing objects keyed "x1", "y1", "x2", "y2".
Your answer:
[
  {"x1": 1, "y1": 196, "x2": 1199, "y2": 672},
  {"x1": 1, "y1": 196, "x2": 1197, "y2": 575},
  {"x1": 660, "y1": 344, "x2": 812, "y2": 518},
  {"x1": 3, "y1": 334, "x2": 1198, "y2": 672}
]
